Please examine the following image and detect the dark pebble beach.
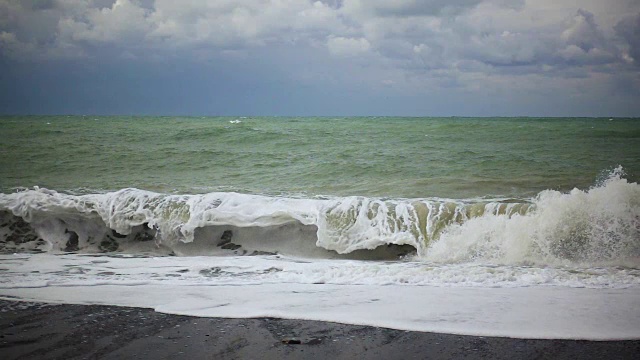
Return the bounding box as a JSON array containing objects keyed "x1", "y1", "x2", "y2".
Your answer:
[{"x1": 1, "y1": 300, "x2": 639, "y2": 360}]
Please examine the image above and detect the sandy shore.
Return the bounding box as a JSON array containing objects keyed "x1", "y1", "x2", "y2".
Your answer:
[{"x1": 1, "y1": 300, "x2": 638, "y2": 360}]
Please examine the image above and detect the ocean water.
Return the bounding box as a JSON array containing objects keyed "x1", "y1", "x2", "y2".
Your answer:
[{"x1": 1, "y1": 116, "x2": 639, "y2": 339}]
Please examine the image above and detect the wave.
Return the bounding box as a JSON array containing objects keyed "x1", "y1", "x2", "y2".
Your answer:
[
  {"x1": 427, "y1": 167, "x2": 640, "y2": 266},
  {"x1": 1, "y1": 168, "x2": 638, "y2": 266}
]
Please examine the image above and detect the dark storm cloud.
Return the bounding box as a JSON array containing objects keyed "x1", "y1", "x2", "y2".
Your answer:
[
  {"x1": 615, "y1": 12, "x2": 640, "y2": 65},
  {"x1": 0, "y1": 0, "x2": 639, "y2": 116}
]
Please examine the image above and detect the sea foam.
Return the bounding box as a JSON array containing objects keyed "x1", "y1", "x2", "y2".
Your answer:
[
  {"x1": 426, "y1": 167, "x2": 640, "y2": 266},
  {"x1": 1, "y1": 168, "x2": 638, "y2": 266}
]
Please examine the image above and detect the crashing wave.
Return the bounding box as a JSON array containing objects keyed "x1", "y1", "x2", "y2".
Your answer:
[{"x1": 0, "y1": 168, "x2": 638, "y2": 266}]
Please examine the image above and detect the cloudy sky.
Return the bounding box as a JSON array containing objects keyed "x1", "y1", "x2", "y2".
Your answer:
[{"x1": 1, "y1": 0, "x2": 639, "y2": 116}]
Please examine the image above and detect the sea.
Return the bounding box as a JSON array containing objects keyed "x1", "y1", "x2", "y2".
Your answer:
[{"x1": 1, "y1": 115, "x2": 639, "y2": 340}]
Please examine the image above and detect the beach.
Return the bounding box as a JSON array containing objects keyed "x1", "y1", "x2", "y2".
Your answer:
[
  {"x1": 2, "y1": 0, "x2": 640, "y2": 356},
  {"x1": 1, "y1": 116, "x2": 639, "y2": 356},
  {"x1": 2, "y1": 300, "x2": 639, "y2": 360}
]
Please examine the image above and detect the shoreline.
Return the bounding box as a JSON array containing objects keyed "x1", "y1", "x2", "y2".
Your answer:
[{"x1": 1, "y1": 300, "x2": 639, "y2": 360}]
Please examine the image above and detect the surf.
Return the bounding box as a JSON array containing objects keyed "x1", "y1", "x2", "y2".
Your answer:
[{"x1": 1, "y1": 167, "x2": 638, "y2": 267}]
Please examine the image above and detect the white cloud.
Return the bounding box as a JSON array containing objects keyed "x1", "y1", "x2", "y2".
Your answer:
[
  {"x1": 0, "y1": 0, "x2": 638, "y2": 99},
  {"x1": 326, "y1": 36, "x2": 370, "y2": 57},
  {"x1": 145, "y1": 0, "x2": 344, "y2": 48}
]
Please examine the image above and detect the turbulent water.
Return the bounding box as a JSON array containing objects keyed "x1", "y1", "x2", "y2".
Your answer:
[
  {"x1": 1, "y1": 116, "x2": 639, "y2": 339},
  {"x1": 0, "y1": 116, "x2": 638, "y2": 198},
  {"x1": 1, "y1": 116, "x2": 638, "y2": 262}
]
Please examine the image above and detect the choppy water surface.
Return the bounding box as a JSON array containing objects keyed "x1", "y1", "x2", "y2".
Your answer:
[
  {"x1": 1, "y1": 116, "x2": 639, "y2": 339},
  {"x1": 1, "y1": 116, "x2": 638, "y2": 198}
]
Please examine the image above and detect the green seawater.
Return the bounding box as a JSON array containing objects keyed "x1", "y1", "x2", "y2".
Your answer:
[{"x1": 1, "y1": 116, "x2": 639, "y2": 199}]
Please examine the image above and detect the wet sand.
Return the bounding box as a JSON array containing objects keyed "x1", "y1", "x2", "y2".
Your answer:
[{"x1": 1, "y1": 300, "x2": 638, "y2": 360}]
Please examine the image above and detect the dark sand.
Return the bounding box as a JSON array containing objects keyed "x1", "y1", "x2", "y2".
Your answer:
[{"x1": 1, "y1": 300, "x2": 638, "y2": 360}]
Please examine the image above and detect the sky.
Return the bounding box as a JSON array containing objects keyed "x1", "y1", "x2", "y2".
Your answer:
[{"x1": 0, "y1": 0, "x2": 639, "y2": 117}]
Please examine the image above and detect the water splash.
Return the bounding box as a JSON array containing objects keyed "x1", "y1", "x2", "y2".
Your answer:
[
  {"x1": 425, "y1": 166, "x2": 640, "y2": 265},
  {"x1": 1, "y1": 168, "x2": 638, "y2": 267}
]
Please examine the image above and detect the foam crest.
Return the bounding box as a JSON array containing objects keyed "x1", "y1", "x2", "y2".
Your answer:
[
  {"x1": 0, "y1": 188, "x2": 322, "y2": 255},
  {"x1": 425, "y1": 168, "x2": 640, "y2": 265},
  {"x1": 0, "y1": 188, "x2": 525, "y2": 257},
  {"x1": 315, "y1": 197, "x2": 530, "y2": 254},
  {"x1": 1, "y1": 167, "x2": 638, "y2": 267}
]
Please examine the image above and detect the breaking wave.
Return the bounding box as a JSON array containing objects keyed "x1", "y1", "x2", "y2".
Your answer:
[{"x1": 0, "y1": 168, "x2": 638, "y2": 266}]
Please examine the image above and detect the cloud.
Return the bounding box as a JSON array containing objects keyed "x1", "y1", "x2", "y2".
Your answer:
[
  {"x1": 341, "y1": 0, "x2": 484, "y2": 18},
  {"x1": 0, "y1": 0, "x2": 635, "y2": 69},
  {"x1": 550, "y1": 9, "x2": 621, "y2": 68},
  {"x1": 0, "y1": 30, "x2": 25, "y2": 57},
  {"x1": 0, "y1": 0, "x2": 639, "y2": 115},
  {"x1": 145, "y1": 0, "x2": 344, "y2": 49},
  {"x1": 615, "y1": 12, "x2": 640, "y2": 64},
  {"x1": 326, "y1": 36, "x2": 370, "y2": 57},
  {"x1": 561, "y1": 9, "x2": 604, "y2": 52},
  {"x1": 0, "y1": 0, "x2": 346, "y2": 58},
  {"x1": 57, "y1": 0, "x2": 152, "y2": 44}
]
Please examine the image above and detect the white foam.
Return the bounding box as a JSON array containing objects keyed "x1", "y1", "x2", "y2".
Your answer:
[
  {"x1": 1, "y1": 167, "x2": 638, "y2": 267},
  {"x1": 1, "y1": 253, "x2": 638, "y2": 289},
  {"x1": 425, "y1": 169, "x2": 640, "y2": 265},
  {"x1": 0, "y1": 253, "x2": 639, "y2": 340},
  {"x1": 316, "y1": 197, "x2": 424, "y2": 253}
]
